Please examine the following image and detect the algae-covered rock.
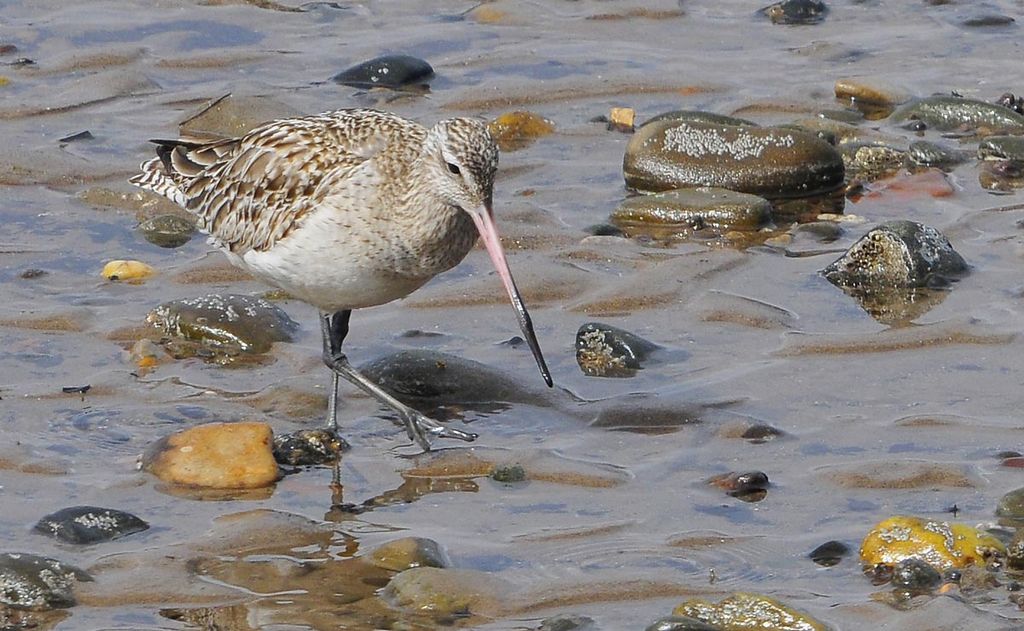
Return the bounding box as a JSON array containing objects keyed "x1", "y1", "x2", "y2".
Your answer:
[
  {"x1": 891, "y1": 95, "x2": 1024, "y2": 132},
  {"x1": 673, "y1": 592, "x2": 828, "y2": 631},
  {"x1": 822, "y1": 220, "x2": 967, "y2": 289},
  {"x1": 575, "y1": 322, "x2": 660, "y2": 377},
  {"x1": 859, "y1": 515, "x2": 1004, "y2": 571},
  {"x1": 488, "y1": 110, "x2": 555, "y2": 152},
  {"x1": 624, "y1": 120, "x2": 844, "y2": 198}
]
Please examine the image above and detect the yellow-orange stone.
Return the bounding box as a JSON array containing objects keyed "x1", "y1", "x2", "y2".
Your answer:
[
  {"x1": 142, "y1": 421, "x2": 278, "y2": 489},
  {"x1": 102, "y1": 259, "x2": 155, "y2": 281},
  {"x1": 860, "y1": 515, "x2": 1004, "y2": 571}
]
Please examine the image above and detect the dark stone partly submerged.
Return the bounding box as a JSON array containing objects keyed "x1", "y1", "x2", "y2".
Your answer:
[
  {"x1": 273, "y1": 429, "x2": 349, "y2": 466},
  {"x1": 0, "y1": 553, "x2": 91, "y2": 610},
  {"x1": 623, "y1": 120, "x2": 844, "y2": 198},
  {"x1": 822, "y1": 220, "x2": 967, "y2": 289},
  {"x1": 575, "y1": 322, "x2": 660, "y2": 377},
  {"x1": 147, "y1": 293, "x2": 299, "y2": 357},
  {"x1": 332, "y1": 55, "x2": 434, "y2": 90},
  {"x1": 611, "y1": 187, "x2": 772, "y2": 238},
  {"x1": 33, "y1": 506, "x2": 149, "y2": 544},
  {"x1": 762, "y1": 0, "x2": 828, "y2": 25}
]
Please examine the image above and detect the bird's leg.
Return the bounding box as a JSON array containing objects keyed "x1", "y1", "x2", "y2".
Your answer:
[{"x1": 319, "y1": 310, "x2": 477, "y2": 451}]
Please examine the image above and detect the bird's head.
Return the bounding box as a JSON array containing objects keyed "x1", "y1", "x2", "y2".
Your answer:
[{"x1": 423, "y1": 117, "x2": 552, "y2": 388}]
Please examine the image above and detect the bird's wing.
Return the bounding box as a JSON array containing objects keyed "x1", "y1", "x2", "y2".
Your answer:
[{"x1": 133, "y1": 109, "x2": 412, "y2": 254}]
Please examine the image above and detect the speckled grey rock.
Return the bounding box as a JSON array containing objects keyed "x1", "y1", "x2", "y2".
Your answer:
[
  {"x1": 978, "y1": 136, "x2": 1024, "y2": 161},
  {"x1": 907, "y1": 140, "x2": 970, "y2": 167},
  {"x1": 147, "y1": 293, "x2": 299, "y2": 356},
  {"x1": 33, "y1": 506, "x2": 149, "y2": 544},
  {"x1": 623, "y1": 120, "x2": 844, "y2": 198},
  {"x1": 332, "y1": 54, "x2": 434, "y2": 90},
  {"x1": 576, "y1": 322, "x2": 660, "y2": 378},
  {"x1": 272, "y1": 429, "x2": 349, "y2": 466},
  {"x1": 822, "y1": 220, "x2": 967, "y2": 289},
  {"x1": 892, "y1": 96, "x2": 1024, "y2": 132},
  {"x1": 0, "y1": 553, "x2": 91, "y2": 610},
  {"x1": 891, "y1": 557, "x2": 942, "y2": 591}
]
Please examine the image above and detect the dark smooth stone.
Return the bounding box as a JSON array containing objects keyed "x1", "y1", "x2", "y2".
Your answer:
[
  {"x1": 0, "y1": 553, "x2": 91, "y2": 610},
  {"x1": 822, "y1": 220, "x2": 967, "y2": 289},
  {"x1": 273, "y1": 429, "x2": 349, "y2": 466},
  {"x1": 332, "y1": 54, "x2": 434, "y2": 90},
  {"x1": 708, "y1": 471, "x2": 770, "y2": 501},
  {"x1": 741, "y1": 423, "x2": 784, "y2": 443},
  {"x1": 808, "y1": 540, "x2": 851, "y2": 567},
  {"x1": 762, "y1": 0, "x2": 828, "y2": 24},
  {"x1": 961, "y1": 13, "x2": 1015, "y2": 27},
  {"x1": 33, "y1": 506, "x2": 148, "y2": 544},
  {"x1": 360, "y1": 349, "x2": 551, "y2": 408},
  {"x1": 148, "y1": 294, "x2": 299, "y2": 356},
  {"x1": 575, "y1": 322, "x2": 660, "y2": 378},
  {"x1": 624, "y1": 120, "x2": 845, "y2": 198},
  {"x1": 892, "y1": 95, "x2": 1024, "y2": 132}
]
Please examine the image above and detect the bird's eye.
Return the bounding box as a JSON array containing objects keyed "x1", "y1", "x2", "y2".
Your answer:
[{"x1": 446, "y1": 162, "x2": 461, "y2": 175}]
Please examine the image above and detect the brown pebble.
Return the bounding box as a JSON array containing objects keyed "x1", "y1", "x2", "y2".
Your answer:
[{"x1": 142, "y1": 422, "x2": 279, "y2": 489}]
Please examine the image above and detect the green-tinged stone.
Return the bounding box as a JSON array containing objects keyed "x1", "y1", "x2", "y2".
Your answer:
[
  {"x1": 672, "y1": 592, "x2": 829, "y2": 631},
  {"x1": 891, "y1": 96, "x2": 1024, "y2": 132}
]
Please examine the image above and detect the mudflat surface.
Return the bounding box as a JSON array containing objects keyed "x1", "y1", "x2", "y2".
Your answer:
[{"x1": 2, "y1": 1, "x2": 1024, "y2": 629}]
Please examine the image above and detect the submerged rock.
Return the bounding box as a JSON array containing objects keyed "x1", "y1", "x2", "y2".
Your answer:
[
  {"x1": 762, "y1": 0, "x2": 828, "y2": 24},
  {"x1": 360, "y1": 349, "x2": 551, "y2": 408},
  {"x1": 673, "y1": 592, "x2": 828, "y2": 631},
  {"x1": 575, "y1": 322, "x2": 660, "y2": 377},
  {"x1": 707, "y1": 471, "x2": 770, "y2": 502},
  {"x1": 624, "y1": 120, "x2": 844, "y2": 198},
  {"x1": 822, "y1": 220, "x2": 967, "y2": 289},
  {"x1": 0, "y1": 553, "x2": 91, "y2": 610},
  {"x1": 142, "y1": 421, "x2": 279, "y2": 489},
  {"x1": 370, "y1": 537, "x2": 450, "y2": 572},
  {"x1": 33, "y1": 507, "x2": 148, "y2": 544},
  {"x1": 488, "y1": 111, "x2": 555, "y2": 152},
  {"x1": 645, "y1": 616, "x2": 721, "y2": 631},
  {"x1": 859, "y1": 515, "x2": 1004, "y2": 571},
  {"x1": 332, "y1": 54, "x2": 434, "y2": 90},
  {"x1": 179, "y1": 94, "x2": 304, "y2": 138},
  {"x1": 611, "y1": 187, "x2": 772, "y2": 239},
  {"x1": 834, "y1": 77, "x2": 911, "y2": 107},
  {"x1": 907, "y1": 140, "x2": 970, "y2": 168},
  {"x1": 978, "y1": 136, "x2": 1024, "y2": 161},
  {"x1": 841, "y1": 144, "x2": 906, "y2": 182},
  {"x1": 382, "y1": 567, "x2": 507, "y2": 616},
  {"x1": 891, "y1": 95, "x2": 1024, "y2": 132},
  {"x1": 540, "y1": 614, "x2": 597, "y2": 631},
  {"x1": 979, "y1": 158, "x2": 1024, "y2": 193},
  {"x1": 138, "y1": 214, "x2": 196, "y2": 249},
  {"x1": 272, "y1": 428, "x2": 348, "y2": 466},
  {"x1": 147, "y1": 293, "x2": 299, "y2": 359}
]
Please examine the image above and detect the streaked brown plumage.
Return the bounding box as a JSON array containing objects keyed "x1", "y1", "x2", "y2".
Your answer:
[{"x1": 131, "y1": 108, "x2": 551, "y2": 450}]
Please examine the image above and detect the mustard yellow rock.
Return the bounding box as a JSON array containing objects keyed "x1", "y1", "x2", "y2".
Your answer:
[
  {"x1": 488, "y1": 111, "x2": 555, "y2": 151},
  {"x1": 102, "y1": 259, "x2": 155, "y2": 281},
  {"x1": 860, "y1": 515, "x2": 1004, "y2": 571}
]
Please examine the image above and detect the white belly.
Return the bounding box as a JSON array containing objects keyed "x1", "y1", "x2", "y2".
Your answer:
[{"x1": 234, "y1": 208, "x2": 435, "y2": 312}]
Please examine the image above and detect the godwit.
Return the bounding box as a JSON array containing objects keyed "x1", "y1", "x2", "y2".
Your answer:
[{"x1": 131, "y1": 108, "x2": 552, "y2": 450}]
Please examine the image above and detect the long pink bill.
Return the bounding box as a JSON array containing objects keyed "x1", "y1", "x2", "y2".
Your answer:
[{"x1": 469, "y1": 205, "x2": 553, "y2": 388}]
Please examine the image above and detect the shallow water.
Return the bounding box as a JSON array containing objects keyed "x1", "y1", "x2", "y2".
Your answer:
[{"x1": 3, "y1": 0, "x2": 1024, "y2": 629}]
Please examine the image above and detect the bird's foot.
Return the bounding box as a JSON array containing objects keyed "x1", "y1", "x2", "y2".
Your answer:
[{"x1": 399, "y1": 408, "x2": 477, "y2": 451}]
